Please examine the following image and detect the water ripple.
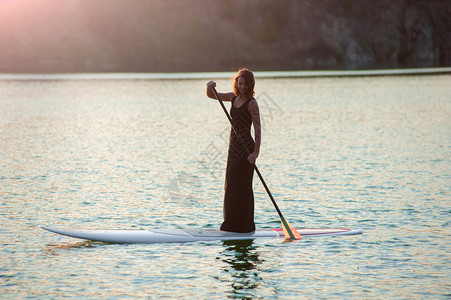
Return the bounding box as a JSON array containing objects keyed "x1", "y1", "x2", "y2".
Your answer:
[{"x1": 1, "y1": 75, "x2": 450, "y2": 298}]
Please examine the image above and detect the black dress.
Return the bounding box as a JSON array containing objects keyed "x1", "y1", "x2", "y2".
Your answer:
[{"x1": 220, "y1": 97, "x2": 256, "y2": 233}]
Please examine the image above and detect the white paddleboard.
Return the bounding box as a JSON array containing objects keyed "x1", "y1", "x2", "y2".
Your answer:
[{"x1": 42, "y1": 227, "x2": 363, "y2": 244}]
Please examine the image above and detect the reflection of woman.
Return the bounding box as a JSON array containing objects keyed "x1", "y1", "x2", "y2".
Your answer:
[
  {"x1": 206, "y1": 69, "x2": 261, "y2": 233},
  {"x1": 220, "y1": 240, "x2": 262, "y2": 297},
  {"x1": 221, "y1": 240, "x2": 261, "y2": 271}
]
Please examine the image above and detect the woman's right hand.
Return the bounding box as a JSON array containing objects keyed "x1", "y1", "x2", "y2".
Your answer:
[{"x1": 206, "y1": 81, "x2": 216, "y2": 89}]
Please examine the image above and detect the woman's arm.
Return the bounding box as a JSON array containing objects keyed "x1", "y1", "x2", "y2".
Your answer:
[
  {"x1": 206, "y1": 81, "x2": 235, "y2": 101},
  {"x1": 247, "y1": 99, "x2": 261, "y2": 164}
]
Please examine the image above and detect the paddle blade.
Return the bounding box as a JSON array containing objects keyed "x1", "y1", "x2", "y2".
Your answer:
[{"x1": 281, "y1": 218, "x2": 302, "y2": 240}]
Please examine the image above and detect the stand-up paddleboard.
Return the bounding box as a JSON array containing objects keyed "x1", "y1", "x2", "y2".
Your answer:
[{"x1": 42, "y1": 227, "x2": 363, "y2": 244}]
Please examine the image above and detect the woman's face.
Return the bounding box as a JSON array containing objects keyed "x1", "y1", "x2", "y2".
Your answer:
[{"x1": 237, "y1": 77, "x2": 248, "y2": 95}]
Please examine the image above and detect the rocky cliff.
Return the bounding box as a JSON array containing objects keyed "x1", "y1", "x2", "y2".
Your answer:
[{"x1": 0, "y1": 0, "x2": 449, "y2": 72}]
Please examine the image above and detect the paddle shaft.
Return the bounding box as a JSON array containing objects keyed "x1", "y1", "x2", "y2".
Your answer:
[{"x1": 211, "y1": 88, "x2": 288, "y2": 224}]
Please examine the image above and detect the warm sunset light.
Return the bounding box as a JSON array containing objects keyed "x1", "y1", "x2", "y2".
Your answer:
[
  {"x1": 1, "y1": 1, "x2": 450, "y2": 299},
  {"x1": 0, "y1": 0, "x2": 449, "y2": 73}
]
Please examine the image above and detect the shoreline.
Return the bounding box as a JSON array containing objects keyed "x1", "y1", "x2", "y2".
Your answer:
[{"x1": 0, "y1": 67, "x2": 450, "y2": 81}]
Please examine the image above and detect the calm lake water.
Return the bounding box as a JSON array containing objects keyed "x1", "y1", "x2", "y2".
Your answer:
[{"x1": 1, "y1": 73, "x2": 450, "y2": 299}]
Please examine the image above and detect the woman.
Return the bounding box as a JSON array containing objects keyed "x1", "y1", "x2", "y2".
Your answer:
[{"x1": 206, "y1": 68, "x2": 261, "y2": 233}]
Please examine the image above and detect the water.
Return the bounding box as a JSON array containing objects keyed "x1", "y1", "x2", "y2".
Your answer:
[{"x1": 1, "y1": 74, "x2": 450, "y2": 299}]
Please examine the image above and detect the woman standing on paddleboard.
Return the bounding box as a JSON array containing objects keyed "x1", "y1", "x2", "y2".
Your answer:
[{"x1": 206, "y1": 68, "x2": 261, "y2": 233}]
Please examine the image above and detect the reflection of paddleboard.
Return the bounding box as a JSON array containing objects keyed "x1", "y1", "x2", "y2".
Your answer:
[{"x1": 42, "y1": 227, "x2": 363, "y2": 244}]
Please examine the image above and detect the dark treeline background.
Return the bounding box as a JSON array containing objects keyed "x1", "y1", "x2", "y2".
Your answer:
[{"x1": 0, "y1": 0, "x2": 449, "y2": 73}]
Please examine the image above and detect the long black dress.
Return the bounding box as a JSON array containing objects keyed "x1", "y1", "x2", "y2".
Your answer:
[{"x1": 220, "y1": 97, "x2": 256, "y2": 233}]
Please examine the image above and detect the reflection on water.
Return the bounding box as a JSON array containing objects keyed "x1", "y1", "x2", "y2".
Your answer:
[
  {"x1": 0, "y1": 74, "x2": 450, "y2": 298},
  {"x1": 43, "y1": 241, "x2": 96, "y2": 256},
  {"x1": 218, "y1": 240, "x2": 264, "y2": 299}
]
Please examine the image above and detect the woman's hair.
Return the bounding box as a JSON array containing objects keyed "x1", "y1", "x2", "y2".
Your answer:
[{"x1": 233, "y1": 68, "x2": 255, "y2": 99}]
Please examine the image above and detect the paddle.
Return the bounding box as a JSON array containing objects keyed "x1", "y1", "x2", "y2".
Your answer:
[{"x1": 211, "y1": 88, "x2": 301, "y2": 240}]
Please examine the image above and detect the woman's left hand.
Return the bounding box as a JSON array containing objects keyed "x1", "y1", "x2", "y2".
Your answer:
[{"x1": 247, "y1": 152, "x2": 258, "y2": 164}]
